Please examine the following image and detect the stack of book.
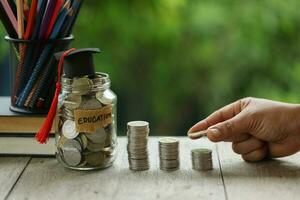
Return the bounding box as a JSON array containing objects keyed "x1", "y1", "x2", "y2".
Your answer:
[{"x1": 0, "y1": 96, "x2": 55, "y2": 155}]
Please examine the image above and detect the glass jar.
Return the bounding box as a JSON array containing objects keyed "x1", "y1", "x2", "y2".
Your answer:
[{"x1": 55, "y1": 72, "x2": 117, "y2": 170}]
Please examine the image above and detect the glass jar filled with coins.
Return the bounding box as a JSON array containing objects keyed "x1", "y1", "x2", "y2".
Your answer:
[{"x1": 55, "y1": 72, "x2": 117, "y2": 170}]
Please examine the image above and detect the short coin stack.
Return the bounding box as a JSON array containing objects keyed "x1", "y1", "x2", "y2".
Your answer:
[
  {"x1": 159, "y1": 137, "x2": 180, "y2": 171},
  {"x1": 191, "y1": 148, "x2": 213, "y2": 170},
  {"x1": 127, "y1": 121, "x2": 150, "y2": 171}
]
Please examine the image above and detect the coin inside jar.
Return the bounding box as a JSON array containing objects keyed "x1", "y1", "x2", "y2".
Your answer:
[
  {"x1": 86, "y1": 128, "x2": 107, "y2": 144},
  {"x1": 96, "y1": 91, "x2": 113, "y2": 105},
  {"x1": 60, "y1": 139, "x2": 82, "y2": 167},
  {"x1": 79, "y1": 95, "x2": 103, "y2": 109},
  {"x1": 62, "y1": 147, "x2": 82, "y2": 167},
  {"x1": 63, "y1": 94, "x2": 82, "y2": 110},
  {"x1": 57, "y1": 135, "x2": 68, "y2": 148},
  {"x1": 72, "y1": 77, "x2": 92, "y2": 95},
  {"x1": 79, "y1": 133, "x2": 88, "y2": 149},
  {"x1": 85, "y1": 151, "x2": 106, "y2": 166},
  {"x1": 62, "y1": 120, "x2": 79, "y2": 139}
]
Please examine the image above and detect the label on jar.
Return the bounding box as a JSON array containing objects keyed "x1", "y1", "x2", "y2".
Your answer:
[{"x1": 74, "y1": 105, "x2": 113, "y2": 133}]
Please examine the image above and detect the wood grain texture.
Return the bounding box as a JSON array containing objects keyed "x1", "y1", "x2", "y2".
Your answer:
[
  {"x1": 7, "y1": 137, "x2": 226, "y2": 200},
  {"x1": 111, "y1": 137, "x2": 225, "y2": 200},
  {"x1": 218, "y1": 142, "x2": 300, "y2": 200},
  {"x1": 0, "y1": 157, "x2": 30, "y2": 200}
]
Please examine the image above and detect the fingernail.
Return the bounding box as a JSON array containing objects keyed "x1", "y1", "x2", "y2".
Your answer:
[{"x1": 208, "y1": 128, "x2": 221, "y2": 137}]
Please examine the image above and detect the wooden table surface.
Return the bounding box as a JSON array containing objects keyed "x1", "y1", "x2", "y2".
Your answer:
[{"x1": 1, "y1": 137, "x2": 300, "y2": 200}]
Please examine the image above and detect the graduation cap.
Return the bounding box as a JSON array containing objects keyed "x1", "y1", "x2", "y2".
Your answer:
[
  {"x1": 54, "y1": 48, "x2": 101, "y2": 78},
  {"x1": 36, "y1": 48, "x2": 101, "y2": 144}
]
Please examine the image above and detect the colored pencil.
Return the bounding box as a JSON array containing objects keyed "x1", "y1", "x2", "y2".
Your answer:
[
  {"x1": 45, "y1": 0, "x2": 63, "y2": 39},
  {"x1": 24, "y1": 0, "x2": 37, "y2": 39},
  {"x1": 0, "y1": 0, "x2": 83, "y2": 111},
  {"x1": 0, "y1": 0, "x2": 18, "y2": 33},
  {"x1": 28, "y1": 4, "x2": 71, "y2": 106},
  {"x1": 16, "y1": 0, "x2": 24, "y2": 39},
  {"x1": 32, "y1": 0, "x2": 47, "y2": 39},
  {"x1": 39, "y1": 0, "x2": 56, "y2": 39},
  {"x1": 0, "y1": 1, "x2": 17, "y2": 37}
]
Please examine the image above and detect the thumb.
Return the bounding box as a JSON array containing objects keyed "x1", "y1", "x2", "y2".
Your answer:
[{"x1": 206, "y1": 113, "x2": 248, "y2": 142}]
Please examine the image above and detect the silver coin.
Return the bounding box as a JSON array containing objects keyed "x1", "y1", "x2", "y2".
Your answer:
[
  {"x1": 191, "y1": 148, "x2": 212, "y2": 155},
  {"x1": 62, "y1": 139, "x2": 82, "y2": 151},
  {"x1": 158, "y1": 137, "x2": 180, "y2": 171},
  {"x1": 62, "y1": 107, "x2": 75, "y2": 120},
  {"x1": 127, "y1": 121, "x2": 150, "y2": 171},
  {"x1": 63, "y1": 94, "x2": 82, "y2": 110},
  {"x1": 62, "y1": 147, "x2": 82, "y2": 167},
  {"x1": 72, "y1": 77, "x2": 92, "y2": 95},
  {"x1": 85, "y1": 151, "x2": 106, "y2": 166},
  {"x1": 191, "y1": 148, "x2": 213, "y2": 170},
  {"x1": 159, "y1": 137, "x2": 179, "y2": 144},
  {"x1": 85, "y1": 128, "x2": 107, "y2": 144},
  {"x1": 127, "y1": 121, "x2": 149, "y2": 129},
  {"x1": 79, "y1": 95, "x2": 102, "y2": 109},
  {"x1": 96, "y1": 91, "x2": 114, "y2": 105},
  {"x1": 87, "y1": 141, "x2": 106, "y2": 152},
  {"x1": 79, "y1": 134, "x2": 88, "y2": 149},
  {"x1": 62, "y1": 120, "x2": 79, "y2": 139},
  {"x1": 129, "y1": 159, "x2": 149, "y2": 171}
]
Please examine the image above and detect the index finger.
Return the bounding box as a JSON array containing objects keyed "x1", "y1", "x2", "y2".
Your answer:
[{"x1": 188, "y1": 100, "x2": 243, "y2": 134}]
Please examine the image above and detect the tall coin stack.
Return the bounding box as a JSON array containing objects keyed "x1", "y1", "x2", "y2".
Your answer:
[
  {"x1": 191, "y1": 148, "x2": 213, "y2": 170},
  {"x1": 159, "y1": 137, "x2": 180, "y2": 171},
  {"x1": 127, "y1": 121, "x2": 150, "y2": 171}
]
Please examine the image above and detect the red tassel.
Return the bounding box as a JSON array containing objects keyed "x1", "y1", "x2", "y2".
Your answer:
[{"x1": 36, "y1": 48, "x2": 76, "y2": 144}]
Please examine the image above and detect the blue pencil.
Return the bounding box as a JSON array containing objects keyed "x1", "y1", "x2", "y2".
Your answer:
[
  {"x1": 28, "y1": 7, "x2": 70, "y2": 107},
  {"x1": 32, "y1": 0, "x2": 48, "y2": 39}
]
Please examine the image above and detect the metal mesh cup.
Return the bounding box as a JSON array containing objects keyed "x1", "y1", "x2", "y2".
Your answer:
[{"x1": 5, "y1": 35, "x2": 74, "y2": 114}]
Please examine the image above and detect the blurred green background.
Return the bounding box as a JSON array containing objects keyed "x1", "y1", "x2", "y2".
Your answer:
[{"x1": 1, "y1": 0, "x2": 300, "y2": 135}]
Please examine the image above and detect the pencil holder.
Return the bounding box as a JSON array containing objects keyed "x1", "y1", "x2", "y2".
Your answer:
[{"x1": 5, "y1": 35, "x2": 74, "y2": 114}]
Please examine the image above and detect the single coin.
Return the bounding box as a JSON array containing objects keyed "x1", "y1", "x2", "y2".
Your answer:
[
  {"x1": 127, "y1": 121, "x2": 149, "y2": 128},
  {"x1": 62, "y1": 106, "x2": 75, "y2": 119},
  {"x1": 85, "y1": 151, "x2": 106, "y2": 166},
  {"x1": 191, "y1": 148, "x2": 212, "y2": 154},
  {"x1": 87, "y1": 140, "x2": 106, "y2": 152},
  {"x1": 62, "y1": 147, "x2": 82, "y2": 167},
  {"x1": 62, "y1": 120, "x2": 79, "y2": 139},
  {"x1": 159, "y1": 137, "x2": 179, "y2": 144},
  {"x1": 62, "y1": 139, "x2": 82, "y2": 151},
  {"x1": 79, "y1": 95, "x2": 103, "y2": 109},
  {"x1": 63, "y1": 94, "x2": 82, "y2": 110},
  {"x1": 188, "y1": 130, "x2": 207, "y2": 139},
  {"x1": 72, "y1": 77, "x2": 92, "y2": 95},
  {"x1": 86, "y1": 128, "x2": 107, "y2": 144},
  {"x1": 96, "y1": 91, "x2": 114, "y2": 105},
  {"x1": 79, "y1": 133, "x2": 88, "y2": 149}
]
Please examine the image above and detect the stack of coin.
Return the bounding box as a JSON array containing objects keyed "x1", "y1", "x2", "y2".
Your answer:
[
  {"x1": 191, "y1": 148, "x2": 213, "y2": 170},
  {"x1": 159, "y1": 137, "x2": 180, "y2": 171},
  {"x1": 127, "y1": 121, "x2": 150, "y2": 171}
]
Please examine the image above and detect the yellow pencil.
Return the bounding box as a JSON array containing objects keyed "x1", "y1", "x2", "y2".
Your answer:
[{"x1": 16, "y1": 0, "x2": 24, "y2": 39}]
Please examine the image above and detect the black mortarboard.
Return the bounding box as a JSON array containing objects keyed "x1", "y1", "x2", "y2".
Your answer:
[{"x1": 55, "y1": 48, "x2": 101, "y2": 78}]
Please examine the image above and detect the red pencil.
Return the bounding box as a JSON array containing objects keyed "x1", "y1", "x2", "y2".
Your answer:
[
  {"x1": 24, "y1": 0, "x2": 37, "y2": 39},
  {"x1": 45, "y1": 0, "x2": 63, "y2": 39}
]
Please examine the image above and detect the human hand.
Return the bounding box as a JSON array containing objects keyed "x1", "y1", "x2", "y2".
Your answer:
[{"x1": 188, "y1": 97, "x2": 300, "y2": 162}]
